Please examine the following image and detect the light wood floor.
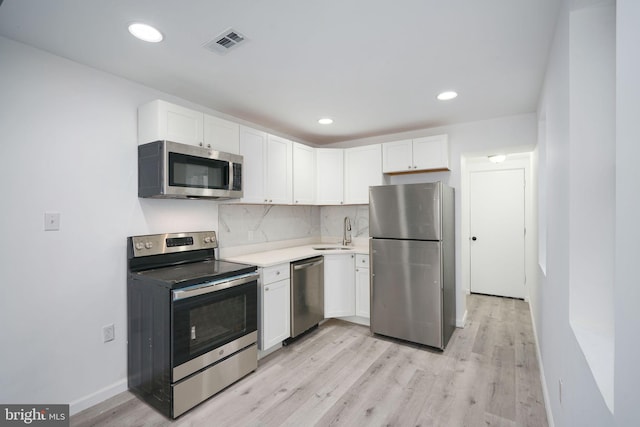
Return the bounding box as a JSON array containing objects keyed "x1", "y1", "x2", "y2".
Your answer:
[{"x1": 71, "y1": 294, "x2": 547, "y2": 427}]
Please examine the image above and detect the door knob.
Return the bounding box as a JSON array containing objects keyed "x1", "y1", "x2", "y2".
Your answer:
[{"x1": 471, "y1": 236, "x2": 477, "y2": 241}]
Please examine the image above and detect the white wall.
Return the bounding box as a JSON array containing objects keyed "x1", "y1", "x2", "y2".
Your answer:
[
  {"x1": 329, "y1": 114, "x2": 538, "y2": 327},
  {"x1": 614, "y1": 1, "x2": 640, "y2": 425},
  {"x1": 0, "y1": 36, "x2": 225, "y2": 414},
  {"x1": 531, "y1": 0, "x2": 640, "y2": 425},
  {"x1": 568, "y1": 1, "x2": 615, "y2": 410}
]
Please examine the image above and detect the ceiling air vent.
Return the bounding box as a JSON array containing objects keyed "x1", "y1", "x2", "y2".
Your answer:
[{"x1": 204, "y1": 28, "x2": 247, "y2": 54}]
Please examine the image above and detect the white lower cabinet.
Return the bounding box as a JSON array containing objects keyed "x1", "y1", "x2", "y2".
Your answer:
[
  {"x1": 324, "y1": 254, "x2": 355, "y2": 318},
  {"x1": 355, "y1": 254, "x2": 370, "y2": 318},
  {"x1": 259, "y1": 263, "x2": 290, "y2": 350}
]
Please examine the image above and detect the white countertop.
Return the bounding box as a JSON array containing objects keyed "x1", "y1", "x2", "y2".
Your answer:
[{"x1": 223, "y1": 243, "x2": 369, "y2": 268}]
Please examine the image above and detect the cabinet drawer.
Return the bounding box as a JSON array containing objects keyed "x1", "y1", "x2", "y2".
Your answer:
[
  {"x1": 263, "y1": 263, "x2": 290, "y2": 284},
  {"x1": 355, "y1": 254, "x2": 369, "y2": 268}
]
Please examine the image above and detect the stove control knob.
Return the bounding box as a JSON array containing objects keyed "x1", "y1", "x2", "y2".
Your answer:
[
  {"x1": 204, "y1": 237, "x2": 211, "y2": 243},
  {"x1": 135, "y1": 242, "x2": 144, "y2": 250},
  {"x1": 145, "y1": 242, "x2": 153, "y2": 249}
]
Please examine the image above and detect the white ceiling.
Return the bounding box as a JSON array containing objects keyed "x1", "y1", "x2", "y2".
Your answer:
[{"x1": 0, "y1": 0, "x2": 560, "y2": 145}]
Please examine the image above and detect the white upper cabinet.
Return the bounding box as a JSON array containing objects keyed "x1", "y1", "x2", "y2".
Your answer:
[
  {"x1": 239, "y1": 128, "x2": 293, "y2": 204},
  {"x1": 265, "y1": 134, "x2": 293, "y2": 204},
  {"x1": 344, "y1": 144, "x2": 383, "y2": 204},
  {"x1": 292, "y1": 143, "x2": 316, "y2": 205},
  {"x1": 138, "y1": 100, "x2": 240, "y2": 153},
  {"x1": 203, "y1": 115, "x2": 240, "y2": 154},
  {"x1": 382, "y1": 134, "x2": 449, "y2": 173},
  {"x1": 138, "y1": 100, "x2": 203, "y2": 146},
  {"x1": 316, "y1": 149, "x2": 344, "y2": 205},
  {"x1": 412, "y1": 135, "x2": 449, "y2": 171},
  {"x1": 239, "y1": 126, "x2": 267, "y2": 203}
]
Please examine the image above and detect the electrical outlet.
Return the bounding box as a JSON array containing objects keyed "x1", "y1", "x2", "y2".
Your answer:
[
  {"x1": 44, "y1": 212, "x2": 61, "y2": 231},
  {"x1": 103, "y1": 324, "x2": 115, "y2": 343}
]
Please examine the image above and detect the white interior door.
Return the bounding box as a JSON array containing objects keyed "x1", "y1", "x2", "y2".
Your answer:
[{"x1": 470, "y1": 169, "x2": 525, "y2": 298}]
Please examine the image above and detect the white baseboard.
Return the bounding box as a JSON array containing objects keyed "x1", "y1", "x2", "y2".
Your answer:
[
  {"x1": 69, "y1": 378, "x2": 128, "y2": 416},
  {"x1": 529, "y1": 306, "x2": 554, "y2": 427},
  {"x1": 456, "y1": 310, "x2": 468, "y2": 328}
]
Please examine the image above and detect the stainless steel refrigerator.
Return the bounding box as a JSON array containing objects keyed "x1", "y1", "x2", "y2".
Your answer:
[{"x1": 369, "y1": 182, "x2": 456, "y2": 350}]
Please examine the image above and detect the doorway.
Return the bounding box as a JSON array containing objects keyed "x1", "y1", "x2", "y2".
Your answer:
[
  {"x1": 461, "y1": 152, "x2": 535, "y2": 305},
  {"x1": 470, "y1": 168, "x2": 525, "y2": 298}
]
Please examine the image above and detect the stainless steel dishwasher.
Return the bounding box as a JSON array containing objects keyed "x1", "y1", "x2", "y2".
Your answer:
[{"x1": 288, "y1": 256, "x2": 324, "y2": 342}]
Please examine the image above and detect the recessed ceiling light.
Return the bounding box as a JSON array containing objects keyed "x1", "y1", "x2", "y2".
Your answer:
[
  {"x1": 437, "y1": 91, "x2": 458, "y2": 101},
  {"x1": 488, "y1": 154, "x2": 507, "y2": 163},
  {"x1": 128, "y1": 23, "x2": 163, "y2": 43},
  {"x1": 318, "y1": 118, "x2": 333, "y2": 125}
]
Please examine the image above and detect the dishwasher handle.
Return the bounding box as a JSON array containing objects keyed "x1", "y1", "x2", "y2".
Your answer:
[{"x1": 292, "y1": 259, "x2": 324, "y2": 270}]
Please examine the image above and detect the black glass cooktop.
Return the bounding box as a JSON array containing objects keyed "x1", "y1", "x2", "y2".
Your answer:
[{"x1": 133, "y1": 259, "x2": 257, "y2": 289}]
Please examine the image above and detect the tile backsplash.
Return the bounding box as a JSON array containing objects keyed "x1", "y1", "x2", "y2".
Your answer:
[
  {"x1": 320, "y1": 205, "x2": 369, "y2": 241},
  {"x1": 218, "y1": 204, "x2": 369, "y2": 248}
]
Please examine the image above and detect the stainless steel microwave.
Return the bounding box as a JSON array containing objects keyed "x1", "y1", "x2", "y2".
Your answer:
[{"x1": 138, "y1": 140, "x2": 243, "y2": 199}]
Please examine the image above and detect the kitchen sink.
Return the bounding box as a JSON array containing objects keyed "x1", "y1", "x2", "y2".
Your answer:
[{"x1": 312, "y1": 246, "x2": 352, "y2": 251}]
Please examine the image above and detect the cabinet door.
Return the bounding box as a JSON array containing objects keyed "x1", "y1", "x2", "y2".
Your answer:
[
  {"x1": 412, "y1": 135, "x2": 450, "y2": 171},
  {"x1": 262, "y1": 278, "x2": 291, "y2": 349},
  {"x1": 324, "y1": 254, "x2": 355, "y2": 318},
  {"x1": 382, "y1": 139, "x2": 413, "y2": 173},
  {"x1": 138, "y1": 100, "x2": 203, "y2": 146},
  {"x1": 203, "y1": 115, "x2": 240, "y2": 154},
  {"x1": 316, "y1": 149, "x2": 344, "y2": 205},
  {"x1": 265, "y1": 135, "x2": 293, "y2": 204},
  {"x1": 239, "y1": 126, "x2": 267, "y2": 203},
  {"x1": 345, "y1": 144, "x2": 382, "y2": 204},
  {"x1": 355, "y1": 267, "x2": 370, "y2": 318},
  {"x1": 292, "y1": 143, "x2": 316, "y2": 204}
]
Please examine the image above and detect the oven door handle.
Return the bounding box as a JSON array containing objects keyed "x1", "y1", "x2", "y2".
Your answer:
[{"x1": 172, "y1": 272, "x2": 258, "y2": 301}]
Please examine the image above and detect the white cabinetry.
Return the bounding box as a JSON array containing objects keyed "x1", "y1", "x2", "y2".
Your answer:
[
  {"x1": 355, "y1": 254, "x2": 370, "y2": 318},
  {"x1": 316, "y1": 149, "x2": 344, "y2": 205},
  {"x1": 382, "y1": 134, "x2": 449, "y2": 173},
  {"x1": 239, "y1": 127, "x2": 293, "y2": 204},
  {"x1": 324, "y1": 254, "x2": 355, "y2": 318},
  {"x1": 138, "y1": 100, "x2": 240, "y2": 153},
  {"x1": 203, "y1": 114, "x2": 240, "y2": 154},
  {"x1": 292, "y1": 143, "x2": 316, "y2": 204},
  {"x1": 239, "y1": 126, "x2": 267, "y2": 203},
  {"x1": 138, "y1": 100, "x2": 203, "y2": 146},
  {"x1": 259, "y1": 263, "x2": 291, "y2": 351},
  {"x1": 265, "y1": 135, "x2": 293, "y2": 204},
  {"x1": 344, "y1": 144, "x2": 383, "y2": 204}
]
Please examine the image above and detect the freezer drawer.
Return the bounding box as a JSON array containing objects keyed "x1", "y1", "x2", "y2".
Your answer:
[{"x1": 370, "y1": 238, "x2": 443, "y2": 348}]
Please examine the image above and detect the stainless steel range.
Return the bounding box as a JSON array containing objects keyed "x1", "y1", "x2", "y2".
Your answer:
[{"x1": 127, "y1": 231, "x2": 258, "y2": 419}]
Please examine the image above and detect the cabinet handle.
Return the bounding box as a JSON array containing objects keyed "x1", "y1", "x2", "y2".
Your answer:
[
  {"x1": 408, "y1": 165, "x2": 412, "y2": 169},
  {"x1": 276, "y1": 271, "x2": 280, "y2": 275},
  {"x1": 207, "y1": 143, "x2": 211, "y2": 148},
  {"x1": 414, "y1": 165, "x2": 418, "y2": 169},
  {"x1": 264, "y1": 199, "x2": 268, "y2": 202},
  {"x1": 199, "y1": 142, "x2": 203, "y2": 147},
  {"x1": 265, "y1": 286, "x2": 269, "y2": 291},
  {"x1": 269, "y1": 199, "x2": 273, "y2": 203}
]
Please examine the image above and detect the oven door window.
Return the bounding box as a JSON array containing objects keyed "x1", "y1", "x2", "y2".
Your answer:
[
  {"x1": 172, "y1": 281, "x2": 257, "y2": 367},
  {"x1": 169, "y1": 152, "x2": 229, "y2": 190}
]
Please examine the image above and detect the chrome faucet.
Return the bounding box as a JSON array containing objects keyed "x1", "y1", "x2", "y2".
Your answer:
[{"x1": 343, "y1": 217, "x2": 352, "y2": 246}]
